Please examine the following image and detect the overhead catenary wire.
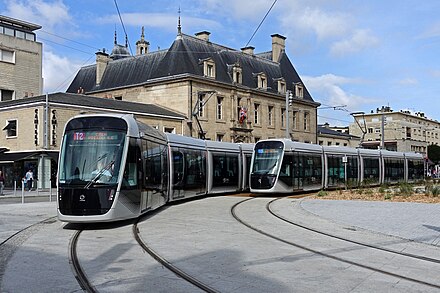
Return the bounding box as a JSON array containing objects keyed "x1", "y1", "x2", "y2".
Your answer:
[
  {"x1": 244, "y1": 0, "x2": 278, "y2": 48},
  {"x1": 113, "y1": 0, "x2": 134, "y2": 56}
]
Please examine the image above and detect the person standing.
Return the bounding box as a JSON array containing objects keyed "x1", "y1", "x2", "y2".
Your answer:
[
  {"x1": 25, "y1": 169, "x2": 33, "y2": 191},
  {"x1": 0, "y1": 171, "x2": 5, "y2": 195}
]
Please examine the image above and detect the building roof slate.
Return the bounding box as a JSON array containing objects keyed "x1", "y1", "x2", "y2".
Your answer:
[
  {"x1": 0, "y1": 92, "x2": 185, "y2": 119},
  {"x1": 67, "y1": 33, "x2": 315, "y2": 103}
]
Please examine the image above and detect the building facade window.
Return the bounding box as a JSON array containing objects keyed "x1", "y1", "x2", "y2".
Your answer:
[
  {"x1": 233, "y1": 64, "x2": 242, "y2": 84},
  {"x1": 3, "y1": 119, "x2": 17, "y2": 137},
  {"x1": 292, "y1": 111, "x2": 297, "y2": 130},
  {"x1": 254, "y1": 103, "x2": 260, "y2": 124},
  {"x1": 203, "y1": 58, "x2": 216, "y2": 78},
  {"x1": 198, "y1": 93, "x2": 205, "y2": 117},
  {"x1": 295, "y1": 82, "x2": 304, "y2": 98},
  {"x1": 217, "y1": 96, "x2": 223, "y2": 120},
  {"x1": 257, "y1": 73, "x2": 267, "y2": 89},
  {"x1": 281, "y1": 108, "x2": 286, "y2": 128},
  {"x1": 0, "y1": 48, "x2": 15, "y2": 63},
  {"x1": 268, "y1": 106, "x2": 273, "y2": 126},
  {"x1": 163, "y1": 127, "x2": 175, "y2": 133},
  {"x1": 278, "y1": 79, "x2": 286, "y2": 94},
  {"x1": 304, "y1": 112, "x2": 309, "y2": 131},
  {"x1": 216, "y1": 133, "x2": 224, "y2": 142},
  {"x1": 0, "y1": 89, "x2": 14, "y2": 101}
]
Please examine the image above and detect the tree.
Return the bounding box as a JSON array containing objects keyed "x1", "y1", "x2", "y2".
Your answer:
[{"x1": 428, "y1": 145, "x2": 440, "y2": 164}]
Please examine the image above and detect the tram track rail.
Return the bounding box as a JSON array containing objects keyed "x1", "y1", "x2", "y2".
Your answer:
[
  {"x1": 267, "y1": 197, "x2": 440, "y2": 264},
  {"x1": 231, "y1": 197, "x2": 440, "y2": 290},
  {"x1": 68, "y1": 229, "x2": 97, "y2": 293},
  {"x1": 132, "y1": 221, "x2": 219, "y2": 293}
]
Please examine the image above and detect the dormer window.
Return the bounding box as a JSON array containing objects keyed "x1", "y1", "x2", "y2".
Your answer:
[
  {"x1": 233, "y1": 64, "x2": 242, "y2": 84},
  {"x1": 203, "y1": 58, "x2": 216, "y2": 78},
  {"x1": 277, "y1": 79, "x2": 286, "y2": 94},
  {"x1": 257, "y1": 73, "x2": 267, "y2": 89},
  {"x1": 295, "y1": 82, "x2": 304, "y2": 99}
]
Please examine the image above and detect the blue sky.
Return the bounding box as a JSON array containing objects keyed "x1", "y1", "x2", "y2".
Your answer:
[{"x1": 1, "y1": 0, "x2": 440, "y2": 126}]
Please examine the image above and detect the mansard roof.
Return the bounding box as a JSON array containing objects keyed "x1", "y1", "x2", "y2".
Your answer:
[
  {"x1": 67, "y1": 33, "x2": 315, "y2": 103},
  {"x1": 0, "y1": 92, "x2": 185, "y2": 119}
]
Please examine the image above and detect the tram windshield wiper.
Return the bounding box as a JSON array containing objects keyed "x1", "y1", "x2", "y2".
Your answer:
[{"x1": 84, "y1": 160, "x2": 115, "y2": 189}]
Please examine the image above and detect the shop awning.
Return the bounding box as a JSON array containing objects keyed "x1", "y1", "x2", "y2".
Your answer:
[{"x1": 0, "y1": 151, "x2": 59, "y2": 163}]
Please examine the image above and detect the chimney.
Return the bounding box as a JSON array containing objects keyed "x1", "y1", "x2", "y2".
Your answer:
[
  {"x1": 195, "y1": 31, "x2": 210, "y2": 41},
  {"x1": 271, "y1": 34, "x2": 286, "y2": 62},
  {"x1": 241, "y1": 46, "x2": 255, "y2": 55},
  {"x1": 95, "y1": 50, "x2": 109, "y2": 85}
]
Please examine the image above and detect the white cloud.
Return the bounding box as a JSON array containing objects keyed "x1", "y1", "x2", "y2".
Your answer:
[
  {"x1": 398, "y1": 78, "x2": 418, "y2": 85},
  {"x1": 293, "y1": 7, "x2": 351, "y2": 40},
  {"x1": 419, "y1": 21, "x2": 440, "y2": 39},
  {"x1": 2, "y1": 0, "x2": 73, "y2": 31},
  {"x1": 43, "y1": 51, "x2": 87, "y2": 93},
  {"x1": 330, "y1": 29, "x2": 379, "y2": 56},
  {"x1": 303, "y1": 73, "x2": 372, "y2": 110}
]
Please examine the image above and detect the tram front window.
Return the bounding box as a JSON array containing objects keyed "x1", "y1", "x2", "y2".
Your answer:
[
  {"x1": 251, "y1": 141, "x2": 284, "y2": 189},
  {"x1": 252, "y1": 143, "x2": 283, "y2": 175},
  {"x1": 59, "y1": 130, "x2": 125, "y2": 186}
]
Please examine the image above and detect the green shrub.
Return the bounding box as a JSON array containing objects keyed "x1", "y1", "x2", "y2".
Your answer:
[
  {"x1": 384, "y1": 193, "x2": 392, "y2": 200},
  {"x1": 425, "y1": 181, "x2": 434, "y2": 195},
  {"x1": 432, "y1": 186, "x2": 440, "y2": 197},
  {"x1": 365, "y1": 189, "x2": 374, "y2": 196},
  {"x1": 317, "y1": 190, "x2": 328, "y2": 197},
  {"x1": 398, "y1": 182, "x2": 413, "y2": 197},
  {"x1": 378, "y1": 184, "x2": 387, "y2": 194}
]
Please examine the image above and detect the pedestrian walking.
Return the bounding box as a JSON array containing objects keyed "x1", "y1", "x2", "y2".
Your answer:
[
  {"x1": 25, "y1": 169, "x2": 33, "y2": 191},
  {"x1": 0, "y1": 171, "x2": 5, "y2": 195}
]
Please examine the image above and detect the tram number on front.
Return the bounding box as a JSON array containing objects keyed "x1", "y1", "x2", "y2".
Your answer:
[{"x1": 73, "y1": 132, "x2": 85, "y2": 141}]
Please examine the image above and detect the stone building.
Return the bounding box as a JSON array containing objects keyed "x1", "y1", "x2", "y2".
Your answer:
[
  {"x1": 349, "y1": 106, "x2": 440, "y2": 154},
  {"x1": 67, "y1": 27, "x2": 320, "y2": 143},
  {"x1": 0, "y1": 92, "x2": 185, "y2": 189},
  {"x1": 317, "y1": 123, "x2": 360, "y2": 148},
  {"x1": 0, "y1": 15, "x2": 42, "y2": 101}
]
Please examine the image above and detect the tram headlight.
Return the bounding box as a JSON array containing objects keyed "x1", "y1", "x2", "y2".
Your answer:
[{"x1": 107, "y1": 189, "x2": 115, "y2": 201}]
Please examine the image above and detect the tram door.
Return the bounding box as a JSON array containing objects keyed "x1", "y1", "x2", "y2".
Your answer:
[{"x1": 141, "y1": 139, "x2": 168, "y2": 212}]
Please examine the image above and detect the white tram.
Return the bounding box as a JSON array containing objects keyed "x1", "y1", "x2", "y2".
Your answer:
[
  {"x1": 250, "y1": 139, "x2": 425, "y2": 194},
  {"x1": 57, "y1": 114, "x2": 253, "y2": 223}
]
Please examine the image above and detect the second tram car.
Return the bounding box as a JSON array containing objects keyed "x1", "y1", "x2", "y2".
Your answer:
[
  {"x1": 57, "y1": 114, "x2": 253, "y2": 223},
  {"x1": 250, "y1": 139, "x2": 425, "y2": 194}
]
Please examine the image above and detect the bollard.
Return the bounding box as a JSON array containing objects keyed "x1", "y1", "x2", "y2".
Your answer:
[
  {"x1": 21, "y1": 180, "x2": 25, "y2": 204},
  {"x1": 14, "y1": 180, "x2": 16, "y2": 196},
  {"x1": 49, "y1": 184, "x2": 52, "y2": 202}
]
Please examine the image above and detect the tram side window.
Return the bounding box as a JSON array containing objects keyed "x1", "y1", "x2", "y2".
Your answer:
[
  {"x1": 212, "y1": 153, "x2": 239, "y2": 188},
  {"x1": 279, "y1": 153, "x2": 293, "y2": 186},
  {"x1": 347, "y1": 156, "x2": 358, "y2": 186},
  {"x1": 293, "y1": 153, "x2": 322, "y2": 189},
  {"x1": 408, "y1": 160, "x2": 424, "y2": 180},
  {"x1": 144, "y1": 140, "x2": 167, "y2": 191},
  {"x1": 173, "y1": 151, "x2": 184, "y2": 185},
  {"x1": 363, "y1": 157, "x2": 379, "y2": 183},
  {"x1": 185, "y1": 150, "x2": 206, "y2": 188},
  {"x1": 122, "y1": 138, "x2": 140, "y2": 188},
  {"x1": 384, "y1": 158, "x2": 404, "y2": 182}
]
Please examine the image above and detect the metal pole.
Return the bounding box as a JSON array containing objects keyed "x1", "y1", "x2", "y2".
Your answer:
[
  {"x1": 381, "y1": 112, "x2": 385, "y2": 149},
  {"x1": 14, "y1": 180, "x2": 16, "y2": 196},
  {"x1": 49, "y1": 182, "x2": 51, "y2": 202},
  {"x1": 285, "y1": 90, "x2": 290, "y2": 139},
  {"x1": 21, "y1": 180, "x2": 25, "y2": 204}
]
